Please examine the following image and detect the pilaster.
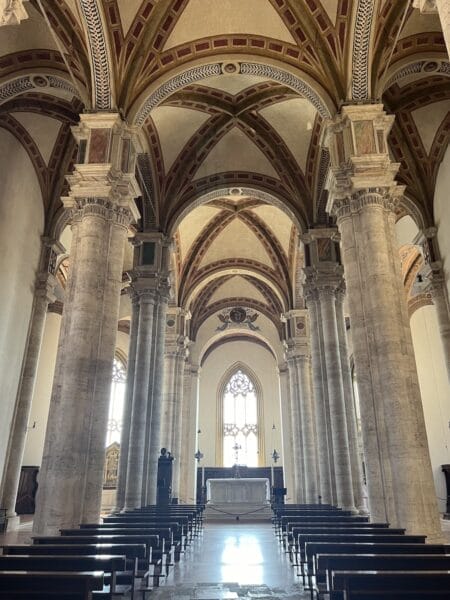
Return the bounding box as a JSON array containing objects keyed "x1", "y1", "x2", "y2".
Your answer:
[{"x1": 414, "y1": 1, "x2": 450, "y2": 58}]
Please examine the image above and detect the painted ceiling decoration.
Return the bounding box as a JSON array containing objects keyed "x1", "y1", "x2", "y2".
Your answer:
[{"x1": 0, "y1": 0, "x2": 448, "y2": 350}]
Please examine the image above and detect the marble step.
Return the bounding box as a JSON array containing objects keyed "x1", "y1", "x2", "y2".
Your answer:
[{"x1": 204, "y1": 503, "x2": 272, "y2": 522}]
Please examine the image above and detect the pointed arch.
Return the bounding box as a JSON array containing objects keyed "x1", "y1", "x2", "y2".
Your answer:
[{"x1": 216, "y1": 362, "x2": 265, "y2": 467}]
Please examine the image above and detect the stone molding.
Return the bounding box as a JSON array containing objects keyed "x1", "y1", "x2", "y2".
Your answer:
[
  {"x1": 325, "y1": 105, "x2": 404, "y2": 217},
  {"x1": 66, "y1": 197, "x2": 133, "y2": 228},
  {"x1": 0, "y1": 0, "x2": 28, "y2": 26}
]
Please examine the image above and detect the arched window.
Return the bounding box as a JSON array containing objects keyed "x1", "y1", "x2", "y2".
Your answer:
[
  {"x1": 105, "y1": 357, "x2": 127, "y2": 447},
  {"x1": 221, "y1": 369, "x2": 260, "y2": 467}
]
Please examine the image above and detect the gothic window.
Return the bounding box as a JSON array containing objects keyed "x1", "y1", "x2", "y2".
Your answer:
[
  {"x1": 222, "y1": 369, "x2": 259, "y2": 467},
  {"x1": 105, "y1": 357, "x2": 127, "y2": 447}
]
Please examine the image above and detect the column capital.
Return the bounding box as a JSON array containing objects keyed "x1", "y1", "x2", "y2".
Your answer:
[
  {"x1": 324, "y1": 104, "x2": 405, "y2": 219},
  {"x1": 65, "y1": 113, "x2": 141, "y2": 222},
  {"x1": 0, "y1": 0, "x2": 28, "y2": 26},
  {"x1": 35, "y1": 271, "x2": 57, "y2": 304}
]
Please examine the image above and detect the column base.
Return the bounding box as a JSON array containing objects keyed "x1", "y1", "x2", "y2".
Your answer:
[{"x1": 6, "y1": 515, "x2": 21, "y2": 530}]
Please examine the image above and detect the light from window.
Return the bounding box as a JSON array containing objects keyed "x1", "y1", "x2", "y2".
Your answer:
[
  {"x1": 223, "y1": 369, "x2": 258, "y2": 467},
  {"x1": 106, "y1": 358, "x2": 126, "y2": 447}
]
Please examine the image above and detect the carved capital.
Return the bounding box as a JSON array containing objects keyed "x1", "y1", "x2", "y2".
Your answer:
[
  {"x1": 0, "y1": 0, "x2": 28, "y2": 26},
  {"x1": 65, "y1": 197, "x2": 133, "y2": 228},
  {"x1": 325, "y1": 105, "x2": 405, "y2": 216}
]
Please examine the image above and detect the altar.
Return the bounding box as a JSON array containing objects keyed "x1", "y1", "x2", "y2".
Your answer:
[
  {"x1": 206, "y1": 478, "x2": 270, "y2": 505},
  {"x1": 204, "y1": 477, "x2": 271, "y2": 522}
]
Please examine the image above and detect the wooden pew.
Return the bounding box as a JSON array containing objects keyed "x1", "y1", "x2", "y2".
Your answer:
[
  {"x1": 329, "y1": 570, "x2": 450, "y2": 599},
  {"x1": 303, "y1": 542, "x2": 450, "y2": 594},
  {"x1": 0, "y1": 570, "x2": 104, "y2": 599},
  {"x1": 296, "y1": 534, "x2": 427, "y2": 583},
  {"x1": 0, "y1": 555, "x2": 126, "y2": 599},
  {"x1": 316, "y1": 554, "x2": 450, "y2": 599},
  {"x1": 279, "y1": 516, "x2": 371, "y2": 545},
  {"x1": 288, "y1": 527, "x2": 406, "y2": 564}
]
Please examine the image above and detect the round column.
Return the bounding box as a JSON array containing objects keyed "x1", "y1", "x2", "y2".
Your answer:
[
  {"x1": 33, "y1": 198, "x2": 132, "y2": 534},
  {"x1": 1, "y1": 272, "x2": 55, "y2": 519},
  {"x1": 318, "y1": 286, "x2": 355, "y2": 511},
  {"x1": 286, "y1": 354, "x2": 305, "y2": 503},
  {"x1": 113, "y1": 292, "x2": 139, "y2": 512},
  {"x1": 297, "y1": 355, "x2": 318, "y2": 503},
  {"x1": 335, "y1": 286, "x2": 367, "y2": 513},
  {"x1": 145, "y1": 294, "x2": 169, "y2": 505},
  {"x1": 306, "y1": 293, "x2": 335, "y2": 504},
  {"x1": 124, "y1": 288, "x2": 155, "y2": 510},
  {"x1": 429, "y1": 274, "x2": 450, "y2": 380},
  {"x1": 336, "y1": 191, "x2": 442, "y2": 539}
]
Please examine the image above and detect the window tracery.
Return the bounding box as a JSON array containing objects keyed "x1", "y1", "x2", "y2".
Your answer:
[{"x1": 222, "y1": 369, "x2": 259, "y2": 467}]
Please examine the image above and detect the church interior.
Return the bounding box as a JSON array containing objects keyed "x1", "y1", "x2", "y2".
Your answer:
[{"x1": 1, "y1": 0, "x2": 450, "y2": 598}]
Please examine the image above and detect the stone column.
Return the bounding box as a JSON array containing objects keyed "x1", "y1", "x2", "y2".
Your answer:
[
  {"x1": 113, "y1": 290, "x2": 139, "y2": 513},
  {"x1": 421, "y1": 229, "x2": 450, "y2": 381},
  {"x1": 335, "y1": 284, "x2": 367, "y2": 514},
  {"x1": 178, "y1": 360, "x2": 200, "y2": 503},
  {"x1": 124, "y1": 285, "x2": 156, "y2": 510},
  {"x1": 317, "y1": 282, "x2": 355, "y2": 512},
  {"x1": 0, "y1": 239, "x2": 62, "y2": 520},
  {"x1": 284, "y1": 310, "x2": 318, "y2": 504},
  {"x1": 33, "y1": 113, "x2": 140, "y2": 534},
  {"x1": 304, "y1": 290, "x2": 335, "y2": 504},
  {"x1": 278, "y1": 363, "x2": 295, "y2": 502},
  {"x1": 123, "y1": 233, "x2": 171, "y2": 509},
  {"x1": 160, "y1": 308, "x2": 188, "y2": 498},
  {"x1": 325, "y1": 104, "x2": 442, "y2": 540},
  {"x1": 414, "y1": 0, "x2": 450, "y2": 58},
  {"x1": 145, "y1": 287, "x2": 170, "y2": 505}
]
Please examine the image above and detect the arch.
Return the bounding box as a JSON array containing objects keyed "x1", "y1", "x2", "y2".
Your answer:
[
  {"x1": 198, "y1": 328, "x2": 282, "y2": 366},
  {"x1": 216, "y1": 362, "x2": 265, "y2": 467},
  {"x1": 169, "y1": 185, "x2": 304, "y2": 236},
  {"x1": 183, "y1": 266, "x2": 288, "y2": 312},
  {"x1": 0, "y1": 72, "x2": 85, "y2": 106},
  {"x1": 129, "y1": 55, "x2": 335, "y2": 126},
  {"x1": 350, "y1": 0, "x2": 377, "y2": 101},
  {"x1": 79, "y1": 0, "x2": 114, "y2": 109}
]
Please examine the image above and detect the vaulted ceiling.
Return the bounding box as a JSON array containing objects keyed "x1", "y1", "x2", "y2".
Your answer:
[{"x1": 0, "y1": 0, "x2": 448, "y2": 340}]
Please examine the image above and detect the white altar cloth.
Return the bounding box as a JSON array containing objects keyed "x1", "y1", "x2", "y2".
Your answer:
[{"x1": 206, "y1": 478, "x2": 270, "y2": 504}]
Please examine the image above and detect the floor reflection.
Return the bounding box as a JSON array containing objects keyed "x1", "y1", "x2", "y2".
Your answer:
[{"x1": 220, "y1": 533, "x2": 264, "y2": 584}]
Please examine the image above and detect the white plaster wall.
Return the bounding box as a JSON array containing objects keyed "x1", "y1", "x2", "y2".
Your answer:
[
  {"x1": 0, "y1": 128, "x2": 44, "y2": 482},
  {"x1": 22, "y1": 312, "x2": 61, "y2": 466},
  {"x1": 434, "y1": 145, "x2": 450, "y2": 300},
  {"x1": 198, "y1": 340, "x2": 283, "y2": 468},
  {"x1": 410, "y1": 305, "x2": 450, "y2": 513}
]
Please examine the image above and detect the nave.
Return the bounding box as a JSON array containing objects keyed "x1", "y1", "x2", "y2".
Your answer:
[{"x1": 2, "y1": 504, "x2": 450, "y2": 599}]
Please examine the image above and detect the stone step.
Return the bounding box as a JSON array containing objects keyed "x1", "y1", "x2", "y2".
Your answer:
[{"x1": 204, "y1": 503, "x2": 272, "y2": 522}]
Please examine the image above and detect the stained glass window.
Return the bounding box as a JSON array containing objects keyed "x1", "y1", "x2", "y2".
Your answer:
[
  {"x1": 105, "y1": 357, "x2": 126, "y2": 447},
  {"x1": 223, "y1": 369, "x2": 258, "y2": 467}
]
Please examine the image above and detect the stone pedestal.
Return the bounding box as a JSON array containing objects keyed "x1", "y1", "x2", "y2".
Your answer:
[{"x1": 325, "y1": 104, "x2": 442, "y2": 540}]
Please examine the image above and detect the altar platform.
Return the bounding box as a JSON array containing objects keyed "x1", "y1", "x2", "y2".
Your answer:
[{"x1": 204, "y1": 478, "x2": 272, "y2": 522}]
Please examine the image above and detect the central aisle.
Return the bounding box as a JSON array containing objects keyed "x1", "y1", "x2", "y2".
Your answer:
[{"x1": 152, "y1": 522, "x2": 308, "y2": 599}]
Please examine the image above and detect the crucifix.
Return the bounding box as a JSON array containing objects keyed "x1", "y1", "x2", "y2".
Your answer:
[{"x1": 232, "y1": 441, "x2": 242, "y2": 479}]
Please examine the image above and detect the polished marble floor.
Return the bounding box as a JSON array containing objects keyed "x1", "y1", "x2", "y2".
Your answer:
[{"x1": 150, "y1": 522, "x2": 306, "y2": 599}]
